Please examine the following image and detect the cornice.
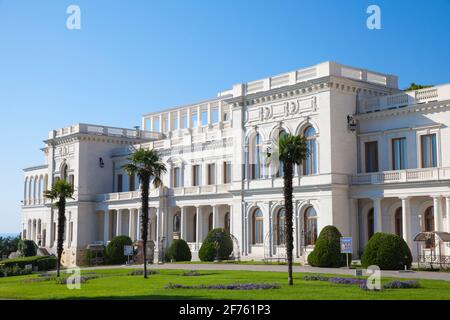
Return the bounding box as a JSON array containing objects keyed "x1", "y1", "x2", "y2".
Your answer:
[{"x1": 355, "y1": 100, "x2": 450, "y2": 121}]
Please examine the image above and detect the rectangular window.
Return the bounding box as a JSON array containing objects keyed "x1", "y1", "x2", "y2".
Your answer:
[
  {"x1": 207, "y1": 163, "x2": 216, "y2": 185},
  {"x1": 223, "y1": 161, "x2": 231, "y2": 184},
  {"x1": 129, "y1": 174, "x2": 135, "y2": 192},
  {"x1": 182, "y1": 113, "x2": 188, "y2": 129},
  {"x1": 201, "y1": 110, "x2": 208, "y2": 126},
  {"x1": 211, "y1": 108, "x2": 219, "y2": 124},
  {"x1": 117, "y1": 174, "x2": 123, "y2": 192},
  {"x1": 392, "y1": 138, "x2": 407, "y2": 170},
  {"x1": 192, "y1": 112, "x2": 198, "y2": 128},
  {"x1": 192, "y1": 165, "x2": 200, "y2": 186},
  {"x1": 421, "y1": 134, "x2": 437, "y2": 168},
  {"x1": 365, "y1": 141, "x2": 379, "y2": 173},
  {"x1": 153, "y1": 118, "x2": 160, "y2": 132},
  {"x1": 173, "y1": 167, "x2": 180, "y2": 188}
]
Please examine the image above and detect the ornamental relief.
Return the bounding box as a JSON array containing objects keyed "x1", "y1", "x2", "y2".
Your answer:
[{"x1": 246, "y1": 96, "x2": 317, "y2": 124}]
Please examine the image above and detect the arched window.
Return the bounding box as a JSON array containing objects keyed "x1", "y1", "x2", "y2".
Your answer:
[
  {"x1": 248, "y1": 133, "x2": 263, "y2": 180},
  {"x1": 424, "y1": 207, "x2": 435, "y2": 248},
  {"x1": 208, "y1": 212, "x2": 213, "y2": 232},
  {"x1": 62, "y1": 164, "x2": 68, "y2": 181},
  {"x1": 367, "y1": 208, "x2": 374, "y2": 240},
  {"x1": 24, "y1": 177, "x2": 28, "y2": 202},
  {"x1": 394, "y1": 208, "x2": 403, "y2": 237},
  {"x1": 304, "y1": 207, "x2": 317, "y2": 246},
  {"x1": 173, "y1": 212, "x2": 181, "y2": 233},
  {"x1": 303, "y1": 126, "x2": 317, "y2": 176},
  {"x1": 252, "y1": 209, "x2": 264, "y2": 244},
  {"x1": 277, "y1": 130, "x2": 288, "y2": 178},
  {"x1": 224, "y1": 212, "x2": 230, "y2": 233},
  {"x1": 276, "y1": 208, "x2": 286, "y2": 245}
]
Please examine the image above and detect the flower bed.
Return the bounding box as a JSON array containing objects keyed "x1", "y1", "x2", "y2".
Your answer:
[
  {"x1": 128, "y1": 269, "x2": 159, "y2": 276},
  {"x1": 165, "y1": 282, "x2": 281, "y2": 290},
  {"x1": 180, "y1": 270, "x2": 201, "y2": 277}
]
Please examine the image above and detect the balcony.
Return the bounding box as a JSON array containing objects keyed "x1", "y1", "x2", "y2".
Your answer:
[
  {"x1": 95, "y1": 189, "x2": 160, "y2": 202},
  {"x1": 358, "y1": 84, "x2": 450, "y2": 114},
  {"x1": 351, "y1": 167, "x2": 450, "y2": 185},
  {"x1": 170, "y1": 184, "x2": 231, "y2": 196}
]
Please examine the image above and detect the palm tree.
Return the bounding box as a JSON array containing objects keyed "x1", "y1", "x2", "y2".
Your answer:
[
  {"x1": 44, "y1": 179, "x2": 75, "y2": 277},
  {"x1": 123, "y1": 148, "x2": 166, "y2": 278},
  {"x1": 271, "y1": 134, "x2": 308, "y2": 285}
]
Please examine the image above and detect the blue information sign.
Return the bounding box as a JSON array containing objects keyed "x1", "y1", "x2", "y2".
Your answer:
[{"x1": 340, "y1": 237, "x2": 353, "y2": 254}]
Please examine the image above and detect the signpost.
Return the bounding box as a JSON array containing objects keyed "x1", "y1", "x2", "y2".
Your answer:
[
  {"x1": 124, "y1": 245, "x2": 133, "y2": 265},
  {"x1": 340, "y1": 237, "x2": 353, "y2": 268}
]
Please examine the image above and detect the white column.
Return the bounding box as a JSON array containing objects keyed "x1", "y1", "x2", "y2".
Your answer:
[
  {"x1": 155, "y1": 208, "x2": 160, "y2": 251},
  {"x1": 167, "y1": 112, "x2": 172, "y2": 132},
  {"x1": 103, "y1": 211, "x2": 110, "y2": 244},
  {"x1": 212, "y1": 205, "x2": 219, "y2": 228},
  {"x1": 401, "y1": 197, "x2": 412, "y2": 247},
  {"x1": 158, "y1": 114, "x2": 163, "y2": 132},
  {"x1": 197, "y1": 105, "x2": 201, "y2": 127},
  {"x1": 136, "y1": 209, "x2": 141, "y2": 241},
  {"x1": 218, "y1": 101, "x2": 223, "y2": 123},
  {"x1": 177, "y1": 110, "x2": 182, "y2": 129},
  {"x1": 433, "y1": 196, "x2": 442, "y2": 231},
  {"x1": 446, "y1": 197, "x2": 450, "y2": 233},
  {"x1": 128, "y1": 209, "x2": 134, "y2": 240},
  {"x1": 187, "y1": 108, "x2": 192, "y2": 129},
  {"x1": 149, "y1": 116, "x2": 154, "y2": 131},
  {"x1": 195, "y1": 206, "x2": 201, "y2": 250},
  {"x1": 207, "y1": 103, "x2": 212, "y2": 126},
  {"x1": 372, "y1": 198, "x2": 382, "y2": 233},
  {"x1": 116, "y1": 210, "x2": 122, "y2": 236},
  {"x1": 181, "y1": 207, "x2": 187, "y2": 240}
]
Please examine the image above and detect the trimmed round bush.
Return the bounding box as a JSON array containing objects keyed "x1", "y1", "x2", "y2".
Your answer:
[
  {"x1": 105, "y1": 236, "x2": 132, "y2": 265},
  {"x1": 166, "y1": 239, "x2": 192, "y2": 262},
  {"x1": 17, "y1": 240, "x2": 38, "y2": 257},
  {"x1": 199, "y1": 228, "x2": 233, "y2": 262},
  {"x1": 307, "y1": 225, "x2": 350, "y2": 268},
  {"x1": 361, "y1": 233, "x2": 412, "y2": 270}
]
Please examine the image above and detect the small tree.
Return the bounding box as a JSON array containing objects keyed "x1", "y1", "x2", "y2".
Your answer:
[
  {"x1": 123, "y1": 148, "x2": 166, "y2": 278},
  {"x1": 17, "y1": 239, "x2": 38, "y2": 257},
  {"x1": 105, "y1": 236, "x2": 133, "y2": 265},
  {"x1": 199, "y1": 228, "x2": 233, "y2": 262},
  {"x1": 269, "y1": 134, "x2": 308, "y2": 286},
  {"x1": 44, "y1": 179, "x2": 74, "y2": 277},
  {"x1": 307, "y1": 225, "x2": 350, "y2": 268}
]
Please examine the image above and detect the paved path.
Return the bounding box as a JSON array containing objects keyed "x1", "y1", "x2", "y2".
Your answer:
[{"x1": 78, "y1": 263, "x2": 450, "y2": 281}]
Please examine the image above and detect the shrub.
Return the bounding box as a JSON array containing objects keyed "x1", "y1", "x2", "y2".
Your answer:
[
  {"x1": 307, "y1": 225, "x2": 350, "y2": 268},
  {"x1": 128, "y1": 269, "x2": 159, "y2": 276},
  {"x1": 0, "y1": 256, "x2": 56, "y2": 271},
  {"x1": 0, "y1": 265, "x2": 33, "y2": 278},
  {"x1": 199, "y1": 228, "x2": 233, "y2": 262},
  {"x1": 17, "y1": 240, "x2": 38, "y2": 257},
  {"x1": 105, "y1": 236, "x2": 133, "y2": 265},
  {"x1": 0, "y1": 236, "x2": 20, "y2": 258},
  {"x1": 166, "y1": 239, "x2": 192, "y2": 262},
  {"x1": 180, "y1": 270, "x2": 201, "y2": 277},
  {"x1": 361, "y1": 233, "x2": 412, "y2": 270},
  {"x1": 383, "y1": 280, "x2": 420, "y2": 289}
]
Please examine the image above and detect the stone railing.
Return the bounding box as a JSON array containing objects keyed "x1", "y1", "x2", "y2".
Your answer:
[
  {"x1": 169, "y1": 184, "x2": 231, "y2": 196},
  {"x1": 358, "y1": 84, "x2": 450, "y2": 114},
  {"x1": 95, "y1": 190, "x2": 159, "y2": 202},
  {"x1": 351, "y1": 167, "x2": 450, "y2": 185},
  {"x1": 49, "y1": 123, "x2": 163, "y2": 141}
]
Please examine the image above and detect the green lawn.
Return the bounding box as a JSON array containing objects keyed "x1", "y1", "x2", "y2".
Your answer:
[{"x1": 0, "y1": 268, "x2": 449, "y2": 300}]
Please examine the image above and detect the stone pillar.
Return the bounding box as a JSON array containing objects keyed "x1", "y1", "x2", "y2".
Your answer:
[
  {"x1": 212, "y1": 205, "x2": 219, "y2": 228},
  {"x1": 181, "y1": 207, "x2": 187, "y2": 240},
  {"x1": 433, "y1": 196, "x2": 442, "y2": 231},
  {"x1": 116, "y1": 210, "x2": 122, "y2": 236},
  {"x1": 372, "y1": 198, "x2": 382, "y2": 233},
  {"x1": 155, "y1": 208, "x2": 160, "y2": 252},
  {"x1": 158, "y1": 114, "x2": 163, "y2": 132},
  {"x1": 218, "y1": 101, "x2": 223, "y2": 123},
  {"x1": 129, "y1": 209, "x2": 134, "y2": 240},
  {"x1": 149, "y1": 116, "x2": 153, "y2": 131},
  {"x1": 401, "y1": 197, "x2": 412, "y2": 247},
  {"x1": 187, "y1": 108, "x2": 191, "y2": 129},
  {"x1": 446, "y1": 197, "x2": 450, "y2": 233},
  {"x1": 207, "y1": 103, "x2": 212, "y2": 126},
  {"x1": 197, "y1": 105, "x2": 201, "y2": 128},
  {"x1": 195, "y1": 206, "x2": 201, "y2": 250},
  {"x1": 103, "y1": 211, "x2": 110, "y2": 244}
]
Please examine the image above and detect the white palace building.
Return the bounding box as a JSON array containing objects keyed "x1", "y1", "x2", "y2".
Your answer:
[{"x1": 21, "y1": 61, "x2": 450, "y2": 266}]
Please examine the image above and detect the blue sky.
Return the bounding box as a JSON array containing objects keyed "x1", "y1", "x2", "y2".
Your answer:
[{"x1": 1, "y1": 0, "x2": 450, "y2": 233}]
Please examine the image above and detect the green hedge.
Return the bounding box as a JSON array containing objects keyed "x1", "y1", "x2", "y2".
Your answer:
[
  {"x1": 0, "y1": 256, "x2": 57, "y2": 271},
  {"x1": 361, "y1": 233, "x2": 412, "y2": 270},
  {"x1": 307, "y1": 225, "x2": 350, "y2": 268},
  {"x1": 166, "y1": 239, "x2": 192, "y2": 262},
  {"x1": 199, "y1": 228, "x2": 233, "y2": 262},
  {"x1": 105, "y1": 236, "x2": 133, "y2": 265},
  {"x1": 18, "y1": 240, "x2": 38, "y2": 257}
]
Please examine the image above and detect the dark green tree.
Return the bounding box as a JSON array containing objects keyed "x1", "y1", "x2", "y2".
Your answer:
[{"x1": 122, "y1": 148, "x2": 166, "y2": 278}]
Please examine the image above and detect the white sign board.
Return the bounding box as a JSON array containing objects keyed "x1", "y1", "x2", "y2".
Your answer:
[{"x1": 124, "y1": 245, "x2": 133, "y2": 256}]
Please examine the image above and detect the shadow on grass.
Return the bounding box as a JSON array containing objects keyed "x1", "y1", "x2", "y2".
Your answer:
[{"x1": 58, "y1": 294, "x2": 207, "y2": 300}]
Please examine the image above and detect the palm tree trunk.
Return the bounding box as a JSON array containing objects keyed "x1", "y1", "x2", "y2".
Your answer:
[
  {"x1": 283, "y1": 161, "x2": 294, "y2": 286},
  {"x1": 141, "y1": 174, "x2": 150, "y2": 279},
  {"x1": 56, "y1": 197, "x2": 66, "y2": 277}
]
